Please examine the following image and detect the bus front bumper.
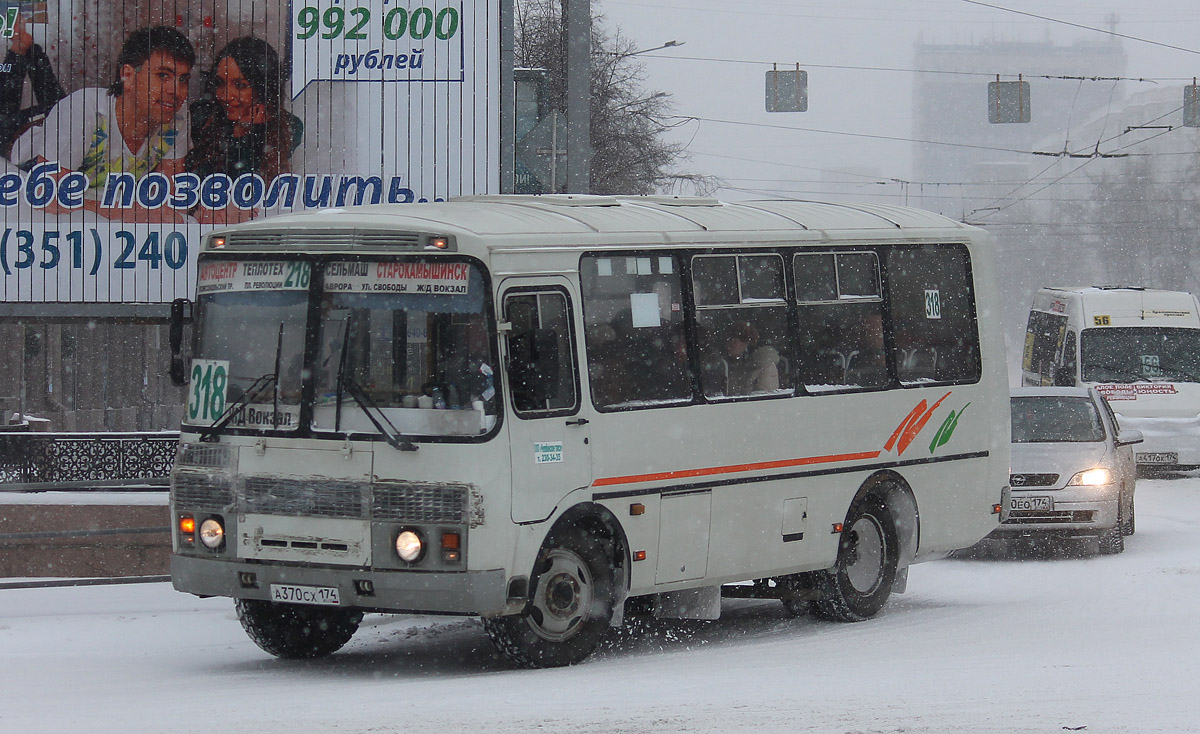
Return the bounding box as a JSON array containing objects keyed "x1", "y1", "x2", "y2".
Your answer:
[{"x1": 172, "y1": 555, "x2": 510, "y2": 616}]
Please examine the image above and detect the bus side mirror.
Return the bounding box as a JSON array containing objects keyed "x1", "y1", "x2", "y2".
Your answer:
[{"x1": 169, "y1": 298, "x2": 190, "y2": 387}]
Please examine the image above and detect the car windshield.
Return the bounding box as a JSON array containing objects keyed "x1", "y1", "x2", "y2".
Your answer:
[
  {"x1": 1080, "y1": 327, "x2": 1200, "y2": 383},
  {"x1": 1010, "y1": 396, "x2": 1104, "y2": 443},
  {"x1": 185, "y1": 259, "x2": 311, "y2": 430},
  {"x1": 312, "y1": 260, "x2": 499, "y2": 438}
]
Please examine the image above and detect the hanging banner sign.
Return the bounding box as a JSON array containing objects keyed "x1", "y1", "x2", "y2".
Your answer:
[{"x1": 0, "y1": 0, "x2": 498, "y2": 306}]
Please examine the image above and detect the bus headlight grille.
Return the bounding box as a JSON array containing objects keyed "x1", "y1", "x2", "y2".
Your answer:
[
  {"x1": 240, "y1": 477, "x2": 369, "y2": 519},
  {"x1": 372, "y1": 482, "x2": 470, "y2": 524}
]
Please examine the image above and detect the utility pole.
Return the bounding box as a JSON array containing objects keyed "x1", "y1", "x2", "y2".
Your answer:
[
  {"x1": 563, "y1": 0, "x2": 591, "y2": 193},
  {"x1": 500, "y1": 0, "x2": 515, "y2": 193}
]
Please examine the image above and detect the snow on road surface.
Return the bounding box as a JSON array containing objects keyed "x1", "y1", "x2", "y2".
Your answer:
[{"x1": 3, "y1": 479, "x2": 1199, "y2": 733}]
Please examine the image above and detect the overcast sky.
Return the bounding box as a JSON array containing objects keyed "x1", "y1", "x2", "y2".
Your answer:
[{"x1": 599, "y1": 0, "x2": 1200, "y2": 199}]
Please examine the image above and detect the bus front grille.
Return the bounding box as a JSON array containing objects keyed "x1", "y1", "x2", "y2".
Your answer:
[
  {"x1": 171, "y1": 472, "x2": 234, "y2": 511},
  {"x1": 240, "y1": 477, "x2": 369, "y2": 519},
  {"x1": 373, "y1": 482, "x2": 470, "y2": 524}
]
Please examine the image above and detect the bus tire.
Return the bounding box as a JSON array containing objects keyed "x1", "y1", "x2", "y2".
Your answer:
[
  {"x1": 483, "y1": 527, "x2": 615, "y2": 668},
  {"x1": 235, "y1": 599, "x2": 362, "y2": 659},
  {"x1": 812, "y1": 495, "x2": 899, "y2": 622}
]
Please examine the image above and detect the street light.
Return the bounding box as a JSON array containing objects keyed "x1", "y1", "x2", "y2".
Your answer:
[
  {"x1": 631, "y1": 39, "x2": 684, "y2": 56},
  {"x1": 604, "y1": 40, "x2": 685, "y2": 57}
]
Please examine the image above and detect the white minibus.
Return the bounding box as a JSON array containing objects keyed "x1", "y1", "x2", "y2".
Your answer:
[
  {"x1": 170, "y1": 196, "x2": 1009, "y2": 667},
  {"x1": 1022, "y1": 286, "x2": 1200, "y2": 474}
]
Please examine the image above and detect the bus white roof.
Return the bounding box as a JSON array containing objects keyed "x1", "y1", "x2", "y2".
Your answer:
[{"x1": 216, "y1": 196, "x2": 977, "y2": 245}]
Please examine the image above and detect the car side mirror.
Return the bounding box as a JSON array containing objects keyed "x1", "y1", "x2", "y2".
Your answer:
[{"x1": 1116, "y1": 429, "x2": 1143, "y2": 446}]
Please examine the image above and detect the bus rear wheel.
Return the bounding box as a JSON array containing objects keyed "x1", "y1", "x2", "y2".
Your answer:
[
  {"x1": 483, "y1": 527, "x2": 615, "y2": 668},
  {"x1": 812, "y1": 495, "x2": 899, "y2": 622},
  {"x1": 235, "y1": 599, "x2": 362, "y2": 659}
]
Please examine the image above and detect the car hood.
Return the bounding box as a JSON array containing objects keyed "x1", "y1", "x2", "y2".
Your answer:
[{"x1": 1011, "y1": 441, "x2": 1110, "y2": 475}]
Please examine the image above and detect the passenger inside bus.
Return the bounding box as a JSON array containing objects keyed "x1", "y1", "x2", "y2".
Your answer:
[{"x1": 724, "y1": 322, "x2": 781, "y2": 394}]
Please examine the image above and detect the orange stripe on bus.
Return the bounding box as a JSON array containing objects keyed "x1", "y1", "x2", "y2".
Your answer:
[{"x1": 591, "y1": 450, "x2": 884, "y2": 488}]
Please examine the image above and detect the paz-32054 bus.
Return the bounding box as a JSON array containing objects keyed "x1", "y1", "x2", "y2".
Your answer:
[{"x1": 169, "y1": 196, "x2": 1009, "y2": 667}]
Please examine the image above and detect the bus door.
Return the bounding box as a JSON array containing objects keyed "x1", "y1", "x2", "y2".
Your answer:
[{"x1": 500, "y1": 280, "x2": 593, "y2": 523}]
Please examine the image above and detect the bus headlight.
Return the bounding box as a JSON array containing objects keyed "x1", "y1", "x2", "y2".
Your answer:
[
  {"x1": 395, "y1": 529, "x2": 424, "y2": 563},
  {"x1": 1067, "y1": 468, "x2": 1112, "y2": 486},
  {"x1": 199, "y1": 517, "x2": 225, "y2": 549}
]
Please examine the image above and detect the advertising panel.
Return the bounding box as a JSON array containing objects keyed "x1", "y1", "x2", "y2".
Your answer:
[{"x1": 0, "y1": 1, "x2": 499, "y2": 305}]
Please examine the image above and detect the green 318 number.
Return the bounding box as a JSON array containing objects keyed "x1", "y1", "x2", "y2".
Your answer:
[{"x1": 189, "y1": 361, "x2": 228, "y2": 422}]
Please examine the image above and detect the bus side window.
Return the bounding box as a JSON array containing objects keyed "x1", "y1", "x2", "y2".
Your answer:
[
  {"x1": 504, "y1": 291, "x2": 578, "y2": 415},
  {"x1": 580, "y1": 254, "x2": 691, "y2": 410},
  {"x1": 885, "y1": 245, "x2": 981, "y2": 385},
  {"x1": 795, "y1": 252, "x2": 888, "y2": 391}
]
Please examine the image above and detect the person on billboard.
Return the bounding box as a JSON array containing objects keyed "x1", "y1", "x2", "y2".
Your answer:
[
  {"x1": 186, "y1": 37, "x2": 303, "y2": 225},
  {"x1": 9, "y1": 25, "x2": 195, "y2": 223},
  {"x1": 0, "y1": 14, "x2": 65, "y2": 161}
]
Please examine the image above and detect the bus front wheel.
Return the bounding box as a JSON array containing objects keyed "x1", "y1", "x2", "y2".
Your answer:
[
  {"x1": 483, "y1": 527, "x2": 615, "y2": 668},
  {"x1": 812, "y1": 495, "x2": 899, "y2": 622},
  {"x1": 235, "y1": 598, "x2": 362, "y2": 659}
]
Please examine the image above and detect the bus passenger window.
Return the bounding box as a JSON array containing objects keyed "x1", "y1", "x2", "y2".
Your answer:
[
  {"x1": 504, "y1": 292, "x2": 578, "y2": 415},
  {"x1": 692, "y1": 254, "x2": 789, "y2": 399},
  {"x1": 885, "y1": 245, "x2": 981, "y2": 385},
  {"x1": 580, "y1": 254, "x2": 692, "y2": 410},
  {"x1": 795, "y1": 252, "x2": 888, "y2": 391}
]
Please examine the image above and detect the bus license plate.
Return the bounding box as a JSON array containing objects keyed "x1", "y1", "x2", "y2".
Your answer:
[
  {"x1": 1010, "y1": 496, "x2": 1052, "y2": 512},
  {"x1": 269, "y1": 583, "x2": 341, "y2": 606},
  {"x1": 1137, "y1": 452, "x2": 1177, "y2": 465}
]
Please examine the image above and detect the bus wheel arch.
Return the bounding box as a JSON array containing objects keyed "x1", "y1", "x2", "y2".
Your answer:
[
  {"x1": 484, "y1": 504, "x2": 628, "y2": 668},
  {"x1": 811, "y1": 474, "x2": 911, "y2": 622}
]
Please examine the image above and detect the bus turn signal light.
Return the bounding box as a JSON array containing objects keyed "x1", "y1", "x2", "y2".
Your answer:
[
  {"x1": 178, "y1": 515, "x2": 195, "y2": 545},
  {"x1": 633, "y1": 550, "x2": 647, "y2": 561},
  {"x1": 831, "y1": 523, "x2": 844, "y2": 534},
  {"x1": 441, "y1": 532, "x2": 460, "y2": 550},
  {"x1": 993, "y1": 503, "x2": 1003, "y2": 514}
]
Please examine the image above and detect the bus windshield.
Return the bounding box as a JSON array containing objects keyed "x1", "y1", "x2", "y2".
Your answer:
[
  {"x1": 186, "y1": 259, "x2": 312, "y2": 430},
  {"x1": 1080, "y1": 327, "x2": 1200, "y2": 383},
  {"x1": 311, "y1": 260, "x2": 498, "y2": 438}
]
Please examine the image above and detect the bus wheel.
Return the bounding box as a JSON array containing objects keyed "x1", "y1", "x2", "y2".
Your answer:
[
  {"x1": 483, "y1": 527, "x2": 615, "y2": 668},
  {"x1": 812, "y1": 495, "x2": 899, "y2": 622},
  {"x1": 235, "y1": 599, "x2": 362, "y2": 659}
]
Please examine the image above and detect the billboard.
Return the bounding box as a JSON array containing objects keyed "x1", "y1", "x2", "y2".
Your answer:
[{"x1": 0, "y1": 1, "x2": 499, "y2": 305}]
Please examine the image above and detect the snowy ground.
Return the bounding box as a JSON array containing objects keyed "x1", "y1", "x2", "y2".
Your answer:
[{"x1": 3, "y1": 479, "x2": 1200, "y2": 734}]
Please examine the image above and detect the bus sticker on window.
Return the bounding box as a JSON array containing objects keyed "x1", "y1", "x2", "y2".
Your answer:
[
  {"x1": 924, "y1": 289, "x2": 942, "y2": 319},
  {"x1": 534, "y1": 441, "x2": 564, "y2": 464}
]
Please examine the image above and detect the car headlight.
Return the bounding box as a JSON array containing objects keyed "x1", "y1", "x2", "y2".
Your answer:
[
  {"x1": 395, "y1": 529, "x2": 424, "y2": 563},
  {"x1": 199, "y1": 517, "x2": 225, "y2": 549},
  {"x1": 1067, "y1": 468, "x2": 1112, "y2": 486}
]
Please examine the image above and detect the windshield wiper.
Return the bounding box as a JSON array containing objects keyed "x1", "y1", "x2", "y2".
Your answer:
[
  {"x1": 341, "y1": 374, "x2": 418, "y2": 451},
  {"x1": 333, "y1": 321, "x2": 418, "y2": 451},
  {"x1": 198, "y1": 372, "x2": 276, "y2": 443},
  {"x1": 198, "y1": 323, "x2": 285, "y2": 443}
]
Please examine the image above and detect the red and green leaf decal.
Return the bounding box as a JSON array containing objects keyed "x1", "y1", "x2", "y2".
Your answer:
[
  {"x1": 929, "y1": 402, "x2": 970, "y2": 454},
  {"x1": 884, "y1": 391, "x2": 951, "y2": 456}
]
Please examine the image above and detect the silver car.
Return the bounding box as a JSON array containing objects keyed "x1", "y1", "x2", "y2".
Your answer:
[{"x1": 991, "y1": 386, "x2": 1142, "y2": 554}]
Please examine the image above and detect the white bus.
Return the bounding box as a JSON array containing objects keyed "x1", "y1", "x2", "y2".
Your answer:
[
  {"x1": 169, "y1": 196, "x2": 1009, "y2": 668},
  {"x1": 1022, "y1": 286, "x2": 1200, "y2": 474}
]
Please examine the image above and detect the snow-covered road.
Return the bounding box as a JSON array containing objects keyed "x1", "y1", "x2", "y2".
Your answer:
[{"x1": 3, "y1": 478, "x2": 1199, "y2": 733}]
